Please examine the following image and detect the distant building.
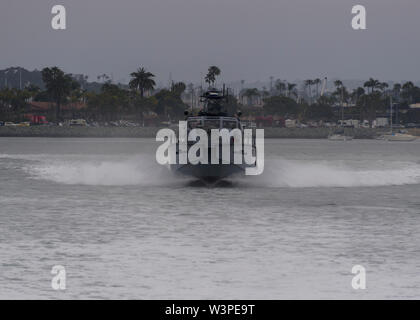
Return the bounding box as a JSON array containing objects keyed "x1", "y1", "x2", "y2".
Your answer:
[{"x1": 26, "y1": 101, "x2": 86, "y2": 118}]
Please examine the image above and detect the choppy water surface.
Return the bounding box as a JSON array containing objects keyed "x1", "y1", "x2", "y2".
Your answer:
[{"x1": 0, "y1": 137, "x2": 419, "y2": 299}]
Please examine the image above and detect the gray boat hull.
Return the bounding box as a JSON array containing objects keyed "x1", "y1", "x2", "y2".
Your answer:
[
  {"x1": 169, "y1": 143, "x2": 255, "y2": 182},
  {"x1": 170, "y1": 162, "x2": 247, "y2": 182}
]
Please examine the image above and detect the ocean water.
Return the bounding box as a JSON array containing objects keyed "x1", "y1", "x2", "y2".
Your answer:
[{"x1": 0, "y1": 137, "x2": 419, "y2": 299}]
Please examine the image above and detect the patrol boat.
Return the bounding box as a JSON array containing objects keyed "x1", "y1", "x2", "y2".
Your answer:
[{"x1": 170, "y1": 87, "x2": 258, "y2": 183}]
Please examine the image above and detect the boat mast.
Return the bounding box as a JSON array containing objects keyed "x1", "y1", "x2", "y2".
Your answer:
[
  {"x1": 390, "y1": 96, "x2": 393, "y2": 134},
  {"x1": 341, "y1": 86, "x2": 344, "y2": 127}
]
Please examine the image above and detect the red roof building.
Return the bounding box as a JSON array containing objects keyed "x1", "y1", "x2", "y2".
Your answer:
[{"x1": 27, "y1": 101, "x2": 86, "y2": 112}]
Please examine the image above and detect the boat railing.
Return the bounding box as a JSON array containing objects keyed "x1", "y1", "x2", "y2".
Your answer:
[{"x1": 187, "y1": 116, "x2": 240, "y2": 130}]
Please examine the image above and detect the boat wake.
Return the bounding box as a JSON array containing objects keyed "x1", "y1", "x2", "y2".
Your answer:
[
  {"x1": 2, "y1": 153, "x2": 420, "y2": 188},
  {"x1": 0, "y1": 153, "x2": 178, "y2": 187},
  {"x1": 28, "y1": 159, "x2": 170, "y2": 186},
  {"x1": 233, "y1": 158, "x2": 420, "y2": 188}
]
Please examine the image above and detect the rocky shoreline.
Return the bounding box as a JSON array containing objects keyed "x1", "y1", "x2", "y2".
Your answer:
[{"x1": 0, "y1": 126, "x2": 398, "y2": 139}]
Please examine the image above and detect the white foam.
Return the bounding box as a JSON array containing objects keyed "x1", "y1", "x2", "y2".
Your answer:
[
  {"x1": 237, "y1": 159, "x2": 420, "y2": 188},
  {"x1": 4, "y1": 153, "x2": 420, "y2": 188},
  {"x1": 24, "y1": 156, "x2": 179, "y2": 186}
]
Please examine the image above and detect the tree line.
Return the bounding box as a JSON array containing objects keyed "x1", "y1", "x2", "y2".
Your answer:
[
  {"x1": 0, "y1": 66, "x2": 188, "y2": 124},
  {"x1": 240, "y1": 77, "x2": 420, "y2": 125},
  {"x1": 1, "y1": 65, "x2": 420, "y2": 126}
]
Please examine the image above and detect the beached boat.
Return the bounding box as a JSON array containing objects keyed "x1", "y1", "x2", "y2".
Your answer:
[
  {"x1": 328, "y1": 128, "x2": 353, "y2": 141},
  {"x1": 379, "y1": 131, "x2": 417, "y2": 142}
]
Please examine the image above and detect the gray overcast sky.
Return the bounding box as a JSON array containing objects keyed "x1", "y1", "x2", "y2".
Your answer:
[{"x1": 1, "y1": 0, "x2": 419, "y2": 84}]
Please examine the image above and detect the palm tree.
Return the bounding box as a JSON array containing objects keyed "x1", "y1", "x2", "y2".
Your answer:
[
  {"x1": 334, "y1": 80, "x2": 343, "y2": 89},
  {"x1": 402, "y1": 81, "x2": 415, "y2": 103},
  {"x1": 287, "y1": 83, "x2": 297, "y2": 98},
  {"x1": 243, "y1": 88, "x2": 260, "y2": 106},
  {"x1": 304, "y1": 79, "x2": 314, "y2": 103},
  {"x1": 402, "y1": 81, "x2": 414, "y2": 91},
  {"x1": 171, "y1": 82, "x2": 186, "y2": 95},
  {"x1": 314, "y1": 78, "x2": 321, "y2": 98},
  {"x1": 333, "y1": 81, "x2": 350, "y2": 103},
  {"x1": 261, "y1": 86, "x2": 270, "y2": 100},
  {"x1": 393, "y1": 83, "x2": 402, "y2": 95},
  {"x1": 41, "y1": 66, "x2": 74, "y2": 121},
  {"x1": 363, "y1": 78, "x2": 373, "y2": 94},
  {"x1": 352, "y1": 87, "x2": 365, "y2": 102},
  {"x1": 363, "y1": 78, "x2": 379, "y2": 94},
  {"x1": 97, "y1": 74, "x2": 110, "y2": 83},
  {"x1": 205, "y1": 66, "x2": 221, "y2": 87},
  {"x1": 129, "y1": 67, "x2": 156, "y2": 98},
  {"x1": 25, "y1": 84, "x2": 41, "y2": 101},
  {"x1": 378, "y1": 82, "x2": 389, "y2": 92},
  {"x1": 304, "y1": 79, "x2": 312, "y2": 93},
  {"x1": 275, "y1": 80, "x2": 286, "y2": 95}
]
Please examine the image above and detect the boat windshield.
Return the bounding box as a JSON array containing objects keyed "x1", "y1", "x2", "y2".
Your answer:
[
  {"x1": 187, "y1": 118, "x2": 239, "y2": 131},
  {"x1": 203, "y1": 120, "x2": 220, "y2": 130},
  {"x1": 223, "y1": 120, "x2": 238, "y2": 130}
]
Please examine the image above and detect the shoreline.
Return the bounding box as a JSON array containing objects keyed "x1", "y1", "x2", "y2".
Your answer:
[{"x1": 0, "y1": 126, "x2": 406, "y2": 139}]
